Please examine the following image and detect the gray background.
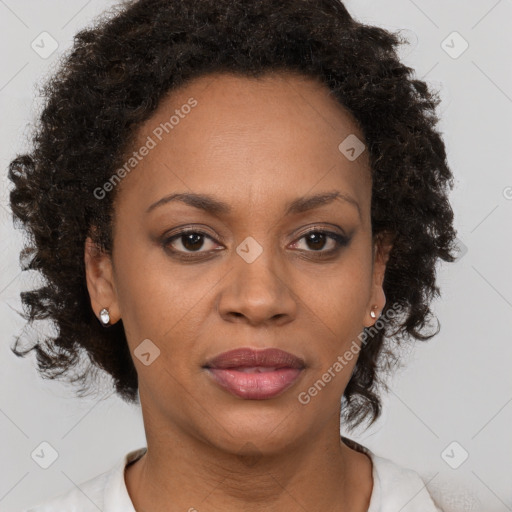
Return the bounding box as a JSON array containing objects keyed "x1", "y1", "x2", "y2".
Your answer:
[{"x1": 1, "y1": 1, "x2": 511, "y2": 511}]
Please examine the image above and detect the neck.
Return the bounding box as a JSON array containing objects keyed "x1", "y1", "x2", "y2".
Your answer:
[{"x1": 125, "y1": 416, "x2": 373, "y2": 512}]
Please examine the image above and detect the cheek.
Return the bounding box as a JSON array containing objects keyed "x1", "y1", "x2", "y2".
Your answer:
[
  {"x1": 308, "y1": 256, "x2": 372, "y2": 333},
  {"x1": 112, "y1": 240, "x2": 215, "y2": 352},
  {"x1": 300, "y1": 251, "x2": 372, "y2": 383}
]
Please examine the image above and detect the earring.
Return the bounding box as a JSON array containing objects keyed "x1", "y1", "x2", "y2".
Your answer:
[
  {"x1": 99, "y1": 308, "x2": 110, "y2": 326},
  {"x1": 370, "y1": 306, "x2": 378, "y2": 319}
]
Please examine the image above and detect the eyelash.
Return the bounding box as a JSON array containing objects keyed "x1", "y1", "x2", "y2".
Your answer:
[{"x1": 162, "y1": 227, "x2": 350, "y2": 260}]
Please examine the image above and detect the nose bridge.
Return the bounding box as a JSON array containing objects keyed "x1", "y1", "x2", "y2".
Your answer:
[
  {"x1": 217, "y1": 232, "x2": 296, "y2": 324},
  {"x1": 238, "y1": 234, "x2": 279, "y2": 290},
  {"x1": 236, "y1": 232, "x2": 283, "y2": 299}
]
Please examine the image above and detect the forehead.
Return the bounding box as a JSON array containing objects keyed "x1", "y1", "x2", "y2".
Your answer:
[{"x1": 114, "y1": 71, "x2": 371, "y2": 218}]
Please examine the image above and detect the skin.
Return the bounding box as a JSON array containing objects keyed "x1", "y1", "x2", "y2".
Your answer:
[{"x1": 84, "y1": 71, "x2": 393, "y2": 512}]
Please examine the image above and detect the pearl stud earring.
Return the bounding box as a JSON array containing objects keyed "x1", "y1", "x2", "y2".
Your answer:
[{"x1": 100, "y1": 308, "x2": 110, "y2": 326}]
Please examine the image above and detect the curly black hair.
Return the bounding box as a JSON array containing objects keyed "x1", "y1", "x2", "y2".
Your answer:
[{"x1": 8, "y1": 0, "x2": 457, "y2": 432}]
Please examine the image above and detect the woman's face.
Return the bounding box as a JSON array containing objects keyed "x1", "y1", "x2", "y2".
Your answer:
[{"x1": 86, "y1": 71, "x2": 390, "y2": 454}]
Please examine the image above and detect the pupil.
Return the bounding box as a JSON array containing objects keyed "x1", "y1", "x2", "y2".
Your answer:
[
  {"x1": 307, "y1": 232, "x2": 326, "y2": 250},
  {"x1": 182, "y1": 233, "x2": 204, "y2": 251}
]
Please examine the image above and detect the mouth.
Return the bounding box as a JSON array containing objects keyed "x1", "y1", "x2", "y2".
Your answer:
[
  {"x1": 225, "y1": 366, "x2": 284, "y2": 373},
  {"x1": 203, "y1": 347, "x2": 305, "y2": 370},
  {"x1": 203, "y1": 347, "x2": 305, "y2": 400}
]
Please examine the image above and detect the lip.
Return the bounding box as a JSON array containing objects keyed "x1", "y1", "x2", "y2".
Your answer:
[
  {"x1": 204, "y1": 347, "x2": 305, "y2": 370},
  {"x1": 203, "y1": 347, "x2": 305, "y2": 400}
]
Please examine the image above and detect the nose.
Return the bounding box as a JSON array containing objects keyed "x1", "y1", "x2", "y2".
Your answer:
[{"x1": 216, "y1": 245, "x2": 297, "y2": 327}]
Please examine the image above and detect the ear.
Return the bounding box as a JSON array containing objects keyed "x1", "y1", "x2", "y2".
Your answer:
[
  {"x1": 84, "y1": 235, "x2": 121, "y2": 324},
  {"x1": 363, "y1": 231, "x2": 394, "y2": 328}
]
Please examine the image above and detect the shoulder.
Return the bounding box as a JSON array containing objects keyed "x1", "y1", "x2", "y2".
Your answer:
[
  {"x1": 22, "y1": 447, "x2": 147, "y2": 512},
  {"x1": 21, "y1": 471, "x2": 111, "y2": 512},
  {"x1": 341, "y1": 436, "x2": 443, "y2": 512},
  {"x1": 368, "y1": 451, "x2": 443, "y2": 512}
]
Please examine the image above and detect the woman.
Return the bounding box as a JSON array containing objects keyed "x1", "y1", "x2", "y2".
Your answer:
[{"x1": 10, "y1": 0, "x2": 456, "y2": 510}]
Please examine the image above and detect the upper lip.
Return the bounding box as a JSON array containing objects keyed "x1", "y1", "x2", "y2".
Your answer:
[{"x1": 203, "y1": 347, "x2": 305, "y2": 370}]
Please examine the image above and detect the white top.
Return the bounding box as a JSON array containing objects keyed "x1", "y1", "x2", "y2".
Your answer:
[{"x1": 23, "y1": 440, "x2": 443, "y2": 512}]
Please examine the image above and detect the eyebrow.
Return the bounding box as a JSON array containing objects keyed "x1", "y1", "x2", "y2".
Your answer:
[{"x1": 146, "y1": 190, "x2": 361, "y2": 218}]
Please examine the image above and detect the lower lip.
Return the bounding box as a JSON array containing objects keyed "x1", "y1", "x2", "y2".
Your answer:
[{"x1": 205, "y1": 367, "x2": 303, "y2": 399}]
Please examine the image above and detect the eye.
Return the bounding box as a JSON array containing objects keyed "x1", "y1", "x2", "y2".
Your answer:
[
  {"x1": 162, "y1": 227, "x2": 350, "y2": 260},
  {"x1": 163, "y1": 229, "x2": 220, "y2": 255},
  {"x1": 291, "y1": 229, "x2": 349, "y2": 254}
]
